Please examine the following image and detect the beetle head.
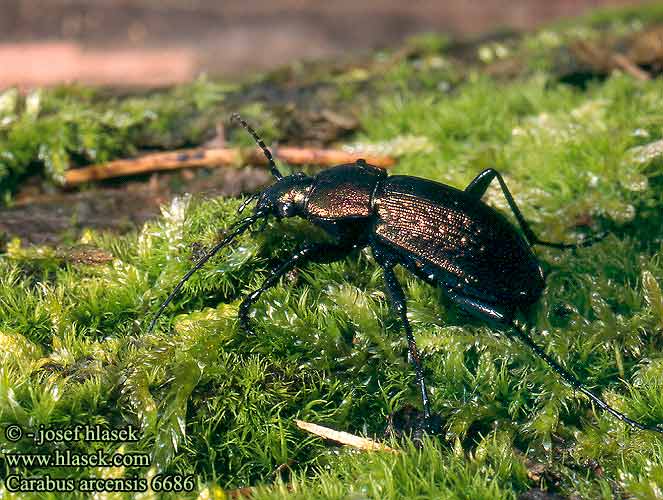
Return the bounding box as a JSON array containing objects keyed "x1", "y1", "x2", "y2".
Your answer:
[
  {"x1": 254, "y1": 172, "x2": 313, "y2": 219},
  {"x1": 231, "y1": 113, "x2": 315, "y2": 220},
  {"x1": 149, "y1": 115, "x2": 315, "y2": 334}
]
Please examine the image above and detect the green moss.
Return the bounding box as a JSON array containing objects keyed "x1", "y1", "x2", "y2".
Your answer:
[
  {"x1": 251, "y1": 434, "x2": 529, "y2": 499},
  {"x1": 0, "y1": 76, "x2": 227, "y2": 200},
  {"x1": 3, "y1": 5, "x2": 663, "y2": 499}
]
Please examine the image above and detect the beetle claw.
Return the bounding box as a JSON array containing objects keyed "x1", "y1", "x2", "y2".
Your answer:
[
  {"x1": 239, "y1": 316, "x2": 253, "y2": 334},
  {"x1": 385, "y1": 405, "x2": 443, "y2": 443}
]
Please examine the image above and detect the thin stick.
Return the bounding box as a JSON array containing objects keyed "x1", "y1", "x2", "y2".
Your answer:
[
  {"x1": 572, "y1": 41, "x2": 651, "y2": 81},
  {"x1": 63, "y1": 147, "x2": 395, "y2": 186},
  {"x1": 295, "y1": 420, "x2": 397, "y2": 453},
  {"x1": 611, "y1": 53, "x2": 651, "y2": 81}
]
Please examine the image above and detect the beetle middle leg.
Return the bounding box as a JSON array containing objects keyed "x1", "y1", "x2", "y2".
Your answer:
[
  {"x1": 372, "y1": 245, "x2": 435, "y2": 427},
  {"x1": 239, "y1": 242, "x2": 357, "y2": 333},
  {"x1": 465, "y1": 168, "x2": 605, "y2": 249}
]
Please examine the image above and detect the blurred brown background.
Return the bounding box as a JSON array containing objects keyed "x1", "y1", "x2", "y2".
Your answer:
[{"x1": 0, "y1": 0, "x2": 650, "y2": 88}]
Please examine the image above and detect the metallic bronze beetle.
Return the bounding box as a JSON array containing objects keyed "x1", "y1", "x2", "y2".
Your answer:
[{"x1": 149, "y1": 114, "x2": 662, "y2": 434}]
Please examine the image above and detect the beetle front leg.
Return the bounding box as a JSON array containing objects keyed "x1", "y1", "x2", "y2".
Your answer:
[
  {"x1": 465, "y1": 168, "x2": 606, "y2": 249},
  {"x1": 238, "y1": 243, "x2": 356, "y2": 334}
]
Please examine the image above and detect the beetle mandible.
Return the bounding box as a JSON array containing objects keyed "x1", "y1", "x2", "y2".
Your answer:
[{"x1": 148, "y1": 113, "x2": 662, "y2": 434}]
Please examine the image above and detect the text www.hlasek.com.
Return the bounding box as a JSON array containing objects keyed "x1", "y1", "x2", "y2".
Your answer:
[{"x1": 5, "y1": 449, "x2": 150, "y2": 468}]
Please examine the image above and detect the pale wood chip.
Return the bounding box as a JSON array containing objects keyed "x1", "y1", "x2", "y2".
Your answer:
[{"x1": 295, "y1": 419, "x2": 397, "y2": 453}]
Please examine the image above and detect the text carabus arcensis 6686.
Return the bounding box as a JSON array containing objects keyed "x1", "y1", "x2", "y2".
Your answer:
[{"x1": 149, "y1": 113, "x2": 662, "y2": 435}]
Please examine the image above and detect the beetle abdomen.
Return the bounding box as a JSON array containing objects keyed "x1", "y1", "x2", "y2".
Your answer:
[{"x1": 374, "y1": 175, "x2": 544, "y2": 306}]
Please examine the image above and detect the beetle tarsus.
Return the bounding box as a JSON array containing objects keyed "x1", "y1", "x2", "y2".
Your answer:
[{"x1": 385, "y1": 405, "x2": 443, "y2": 442}]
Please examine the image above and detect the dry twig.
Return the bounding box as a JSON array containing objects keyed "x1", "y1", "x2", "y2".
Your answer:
[
  {"x1": 63, "y1": 146, "x2": 395, "y2": 186},
  {"x1": 571, "y1": 40, "x2": 651, "y2": 81}
]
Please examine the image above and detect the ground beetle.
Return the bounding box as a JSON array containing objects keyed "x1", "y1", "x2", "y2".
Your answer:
[{"x1": 149, "y1": 113, "x2": 662, "y2": 434}]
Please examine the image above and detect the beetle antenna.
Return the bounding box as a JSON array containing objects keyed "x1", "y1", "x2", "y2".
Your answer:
[
  {"x1": 147, "y1": 213, "x2": 263, "y2": 333},
  {"x1": 237, "y1": 193, "x2": 259, "y2": 215},
  {"x1": 508, "y1": 323, "x2": 663, "y2": 434},
  {"x1": 231, "y1": 113, "x2": 283, "y2": 181}
]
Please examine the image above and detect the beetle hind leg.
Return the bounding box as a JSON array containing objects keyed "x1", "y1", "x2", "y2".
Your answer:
[
  {"x1": 443, "y1": 292, "x2": 663, "y2": 433},
  {"x1": 465, "y1": 168, "x2": 607, "y2": 249},
  {"x1": 509, "y1": 323, "x2": 663, "y2": 434}
]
